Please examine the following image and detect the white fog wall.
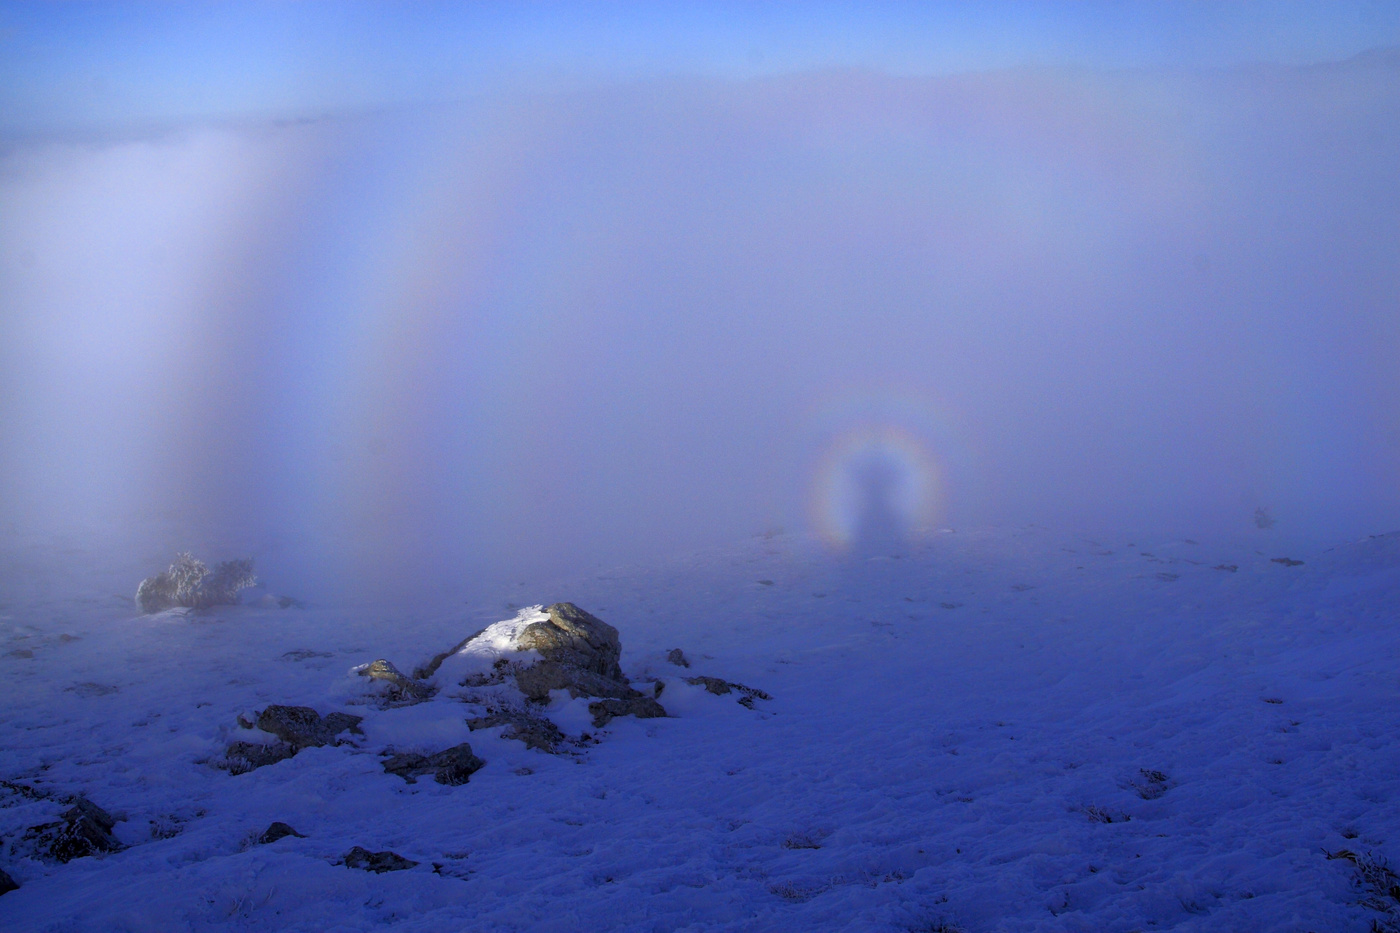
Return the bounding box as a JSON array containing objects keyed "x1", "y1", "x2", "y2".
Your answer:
[{"x1": 1, "y1": 59, "x2": 1397, "y2": 597}]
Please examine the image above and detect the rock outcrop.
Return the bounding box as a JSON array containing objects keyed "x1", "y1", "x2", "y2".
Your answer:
[
  {"x1": 356, "y1": 659, "x2": 436, "y2": 706},
  {"x1": 221, "y1": 705, "x2": 363, "y2": 774},
  {"x1": 136, "y1": 552, "x2": 256, "y2": 613},
  {"x1": 340, "y1": 846, "x2": 418, "y2": 873},
  {"x1": 684, "y1": 676, "x2": 773, "y2": 709},
  {"x1": 256, "y1": 821, "x2": 305, "y2": 844},
  {"x1": 22, "y1": 795, "x2": 123, "y2": 863},
  {"x1": 381, "y1": 743, "x2": 485, "y2": 785},
  {"x1": 436, "y1": 603, "x2": 668, "y2": 748}
]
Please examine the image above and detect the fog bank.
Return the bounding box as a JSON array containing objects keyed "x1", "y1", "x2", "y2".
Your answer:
[{"x1": 2, "y1": 57, "x2": 1397, "y2": 598}]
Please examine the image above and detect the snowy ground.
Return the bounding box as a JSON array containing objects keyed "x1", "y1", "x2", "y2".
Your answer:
[{"x1": 1, "y1": 526, "x2": 1398, "y2": 932}]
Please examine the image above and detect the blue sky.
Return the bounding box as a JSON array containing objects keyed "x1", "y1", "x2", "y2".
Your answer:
[{"x1": 3, "y1": 1, "x2": 1400, "y2": 132}]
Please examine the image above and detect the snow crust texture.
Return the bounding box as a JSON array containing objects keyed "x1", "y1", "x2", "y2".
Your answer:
[{"x1": 1, "y1": 527, "x2": 1399, "y2": 932}]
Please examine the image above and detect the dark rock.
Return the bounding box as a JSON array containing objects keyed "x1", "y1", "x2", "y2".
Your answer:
[
  {"x1": 1214, "y1": 564, "x2": 1239, "y2": 572},
  {"x1": 382, "y1": 742, "x2": 485, "y2": 785},
  {"x1": 341, "y1": 846, "x2": 418, "y2": 873},
  {"x1": 358, "y1": 659, "x2": 435, "y2": 706},
  {"x1": 685, "y1": 676, "x2": 772, "y2": 708},
  {"x1": 516, "y1": 603, "x2": 623, "y2": 680},
  {"x1": 222, "y1": 741, "x2": 298, "y2": 774},
  {"x1": 513, "y1": 660, "x2": 636, "y2": 702},
  {"x1": 666, "y1": 648, "x2": 691, "y2": 668},
  {"x1": 24, "y1": 795, "x2": 123, "y2": 863},
  {"x1": 588, "y1": 695, "x2": 668, "y2": 727},
  {"x1": 281, "y1": 648, "x2": 332, "y2": 661},
  {"x1": 1271, "y1": 557, "x2": 1304, "y2": 567},
  {"x1": 255, "y1": 705, "x2": 362, "y2": 749},
  {"x1": 468, "y1": 710, "x2": 566, "y2": 752},
  {"x1": 0, "y1": 868, "x2": 17, "y2": 895},
  {"x1": 257, "y1": 821, "x2": 305, "y2": 844}
]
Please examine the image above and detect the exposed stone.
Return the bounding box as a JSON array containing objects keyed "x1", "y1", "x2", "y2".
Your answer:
[
  {"x1": 254, "y1": 705, "x2": 362, "y2": 749},
  {"x1": 136, "y1": 553, "x2": 256, "y2": 613},
  {"x1": 516, "y1": 602, "x2": 623, "y2": 680},
  {"x1": 341, "y1": 846, "x2": 418, "y2": 873},
  {"x1": 468, "y1": 709, "x2": 566, "y2": 752},
  {"x1": 221, "y1": 741, "x2": 297, "y2": 774},
  {"x1": 257, "y1": 821, "x2": 305, "y2": 844},
  {"x1": 358, "y1": 659, "x2": 436, "y2": 706},
  {"x1": 666, "y1": 648, "x2": 691, "y2": 668},
  {"x1": 588, "y1": 695, "x2": 668, "y2": 727},
  {"x1": 221, "y1": 705, "x2": 362, "y2": 774},
  {"x1": 685, "y1": 676, "x2": 772, "y2": 708},
  {"x1": 0, "y1": 868, "x2": 17, "y2": 895},
  {"x1": 23, "y1": 795, "x2": 123, "y2": 863},
  {"x1": 514, "y1": 660, "x2": 636, "y2": 702},
  {"x1": 381, "y1": 742, "x2": 485, "y2": 785}
]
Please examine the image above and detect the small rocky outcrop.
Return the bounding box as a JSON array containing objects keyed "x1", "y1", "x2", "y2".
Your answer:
[
  {"x1": 684, "y1": 676, "x2": 773, "y2": 709},
  {"x1": 517, "y1": 603, "x2": 625, "y2": 680},
  {"x1": 253, "y1": 705, "x2": 363, "y2": 749},
  {"x1": 136, "y1": 552, "x2": 256, "y2": 613},
  {"x1": 256, "y1": 821, "x2": 305, "y2": 844},
  {"x1": 588, "y1": 695, "x2": 668, "y2": 727},
  {"x1": 222, "y1": 741, "x2": 298, "y2": 774},
  {"x1": 0, "y1": 867, "x2": 18, "y2": 895},
  {"x1": 22, "y1": 795, "x2": 123, "y2": 863},
  {"x1": 444, "y1": 603, "x2": 668, "y2": 746},
  {"x1": 357, "y1": 659, "x2": 435, "y2": 707},
  {"x1": 341, "y1": 846, "x2": 418, "y2": 873},
  {"x1": 467, "y1": 708, "x2": 566, "y2": 752},
  {"x1": 666, "y1": 648, "x2": 691, "y2": 668},
  {"x1": 221, "y1": 705, "x2": 363, "y2": 774},
  {"x1": 381, "y1": 743, "x2": 484, "y2": 785}
]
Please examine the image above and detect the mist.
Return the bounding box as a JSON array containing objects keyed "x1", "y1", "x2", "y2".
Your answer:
[{"x1": 3, "y1": 54, "x2": 1399, "y2": 600}]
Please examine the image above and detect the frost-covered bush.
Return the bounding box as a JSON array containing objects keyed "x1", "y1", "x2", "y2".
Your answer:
[{"x1": 136, "y1": 553, "x2": 256, "y2": 613}]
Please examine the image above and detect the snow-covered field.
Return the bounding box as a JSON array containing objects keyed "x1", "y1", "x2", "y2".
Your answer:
[{"x1": 1, "y1": 526, "x2": 1398, "y2": 932}]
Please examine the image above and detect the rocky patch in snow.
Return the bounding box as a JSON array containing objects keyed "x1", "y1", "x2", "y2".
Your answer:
[
  {"x1": 219, "y1": 704, "x2": 363, "y2": 774},
  {"x1": 256, "y1": 821, "x2": 305, "y2": 844},
  {"x1": 339, "y1": 846, "x2": 418, "y2": 873},
  {"x1": 432, "y1": 603, "x2": 668, "y2": 749},
  {"x1": 135, "y1": 552, "x2": 256, "y2": 613},
  {"x1": 2, "y1": 784, "x2": 124, "y2": 864},
  {"x1": 354, "y1": 658, "x2": 436, "y2": 707},
  {"x1": 381, "y1": 743, "x2": 485, "y2": 785},
  {"x1": 683, "y1": 675, "x2": 773, "y2": 710}
]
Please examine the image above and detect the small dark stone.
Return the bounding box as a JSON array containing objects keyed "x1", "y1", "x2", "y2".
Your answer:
[
  {"x1": 257, "y1": 821, "x2": 305, "y2": 844},
  {"x1": 665, "y1": 648, "x2": 690, "y2": 668},
  {"x1": 588, "y1": 695, "x2": 668, "y2": 728},
  {"x1": 341, "y1": 846, "x2": 418, "y2": 873},
  {"x1": 24, "y1": 795, "x2": 123, "y2": 863},
  {"x1": 358, "y1": 659, "x2": 435, "y2": 706},
  {"x1": 0, "y1": 867, "x2": 17, "y2": 895},
  {"x1": 687, "y1": 675, "x2": 732, "y2": 696},
  {"x1": 1271, "y1": 557, "x2": 1304, "y2": 567},
  {"x1": 468, "y1": 710, "x2": 566, "y2": 752},
  {"x1": 223, "y1": 741, "x2": 297, "y2": 774},
  {"x1": 382, "y1": 742, "x2": 485, "y2": 784},
  {"x1": 255, "y1": 705, "x2": 362, "y2": 749},
  {"x1": 684, "y1": 676, "x2": 772, "y2": 707}
]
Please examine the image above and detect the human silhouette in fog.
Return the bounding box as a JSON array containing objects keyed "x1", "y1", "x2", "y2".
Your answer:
[{"x1": 849, "y1": 452, "x2": 906, "y2": 556}]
